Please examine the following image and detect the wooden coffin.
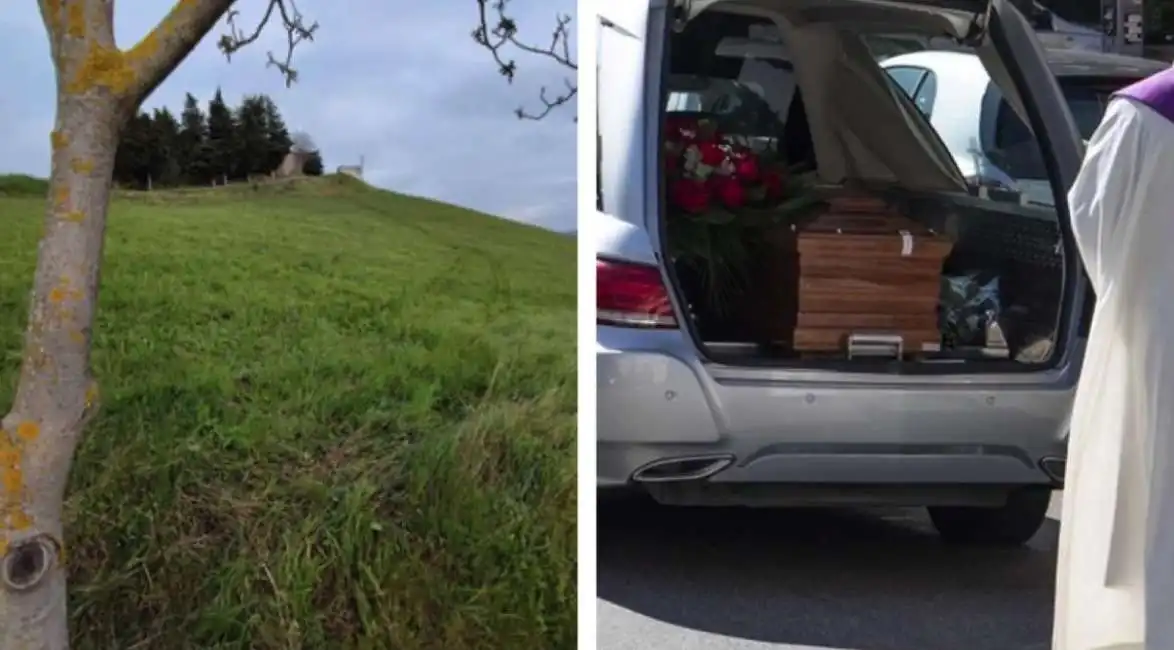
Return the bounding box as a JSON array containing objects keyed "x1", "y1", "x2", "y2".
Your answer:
[
  {"x1": 743, "y1": 225, "x2": 800, "y2": 348},
  {"x1": 746, "y1": 195, "x2": 954, "y2": 354}
]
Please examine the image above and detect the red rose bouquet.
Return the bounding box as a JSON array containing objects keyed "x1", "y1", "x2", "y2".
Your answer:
[
  {"x1": 663, "y1": 116, "x2": 789, "y2": 215},
  {"x1": 662, "y1": 116, "x2": 812, "y2": 313}
]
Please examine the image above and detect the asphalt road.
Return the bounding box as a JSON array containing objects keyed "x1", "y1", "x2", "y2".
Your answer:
[{"x1": 598, "y1": 493, "x2": 1064, "y2": 650}]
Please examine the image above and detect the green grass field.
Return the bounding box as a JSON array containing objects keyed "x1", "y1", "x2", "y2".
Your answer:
[{"x1": 0, "y1": 174, "x2": 576, "y2": 649}]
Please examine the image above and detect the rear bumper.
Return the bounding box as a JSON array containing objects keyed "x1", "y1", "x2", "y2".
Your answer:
[
  {"x1": 597, "y1": 335, "x2": 1072, "y2": 500},
  {"x1": 599, "y1": 440, "x2": 1066, "y2": 489}
]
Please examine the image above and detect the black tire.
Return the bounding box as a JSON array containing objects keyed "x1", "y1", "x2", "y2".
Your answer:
[{"x1": 928, "y1": 486, "x2": 1052, "y2": 546}]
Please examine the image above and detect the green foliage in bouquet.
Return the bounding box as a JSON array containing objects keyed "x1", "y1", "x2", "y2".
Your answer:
[{"x1": 662, "y1": 116, "x2": 820, "y2": 315}]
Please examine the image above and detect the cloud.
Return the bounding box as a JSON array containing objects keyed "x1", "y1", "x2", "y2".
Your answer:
[{"x1": 0, "y1": 0, "x2": 577, "y2": 231}]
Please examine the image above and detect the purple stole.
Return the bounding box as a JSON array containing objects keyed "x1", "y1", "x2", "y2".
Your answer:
[{"x1": 1114, "y1": 67, "x2": 1174, "y2": 121}]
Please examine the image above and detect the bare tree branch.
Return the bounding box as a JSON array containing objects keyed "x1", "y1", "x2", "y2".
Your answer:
[
  {"x1": 471, "y1": 0, "x2": 577, "y2": 121},
  {"x1": 123, "y1": 0, "x2": 237, "y2": 106},
  {"x1": 218, "y1": 0, "x2": 318, "y2": 88},
  {"x1": 123, "y1": 0, "x2": 317, "y2": 107}
]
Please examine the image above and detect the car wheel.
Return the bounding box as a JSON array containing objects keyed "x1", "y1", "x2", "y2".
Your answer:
[{"x1": 928, "y1": 486, "x2": 1052, "y2": 546}]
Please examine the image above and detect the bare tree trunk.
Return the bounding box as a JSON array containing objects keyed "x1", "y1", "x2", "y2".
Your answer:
[
  {"x1": 0, "y1": 90, "x2": 120, "y2": 650},
  {"x1": 3, "y1": 0, "x2": 284, "y2": 644}
]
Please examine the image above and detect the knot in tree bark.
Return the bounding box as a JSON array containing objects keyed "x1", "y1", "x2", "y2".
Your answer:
[{"x1": 1, "y1": 534, "x2": 57, "y2": 592}]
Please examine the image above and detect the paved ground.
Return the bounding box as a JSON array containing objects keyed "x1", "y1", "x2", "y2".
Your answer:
[{"x1": 598, "y1": 492, "x2": 1063, "y2": 650}]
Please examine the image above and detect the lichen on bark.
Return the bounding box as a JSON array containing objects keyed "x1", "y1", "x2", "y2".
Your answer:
[{"x1": 65, "y1": 45, "x2": 135, "y2": 95}]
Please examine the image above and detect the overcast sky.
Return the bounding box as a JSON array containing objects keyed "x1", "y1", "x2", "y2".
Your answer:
[{"x1": 0, "y1": 1, "x2": 576, "y2": 231}]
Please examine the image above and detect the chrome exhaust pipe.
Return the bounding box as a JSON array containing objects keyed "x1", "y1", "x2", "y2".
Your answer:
[
  {"x1": 1040, "y1": 456, "x2": 1066, "y2": 486},
  {"x1": 631, "y1": 454, "x2": 734, "y2": 483}
]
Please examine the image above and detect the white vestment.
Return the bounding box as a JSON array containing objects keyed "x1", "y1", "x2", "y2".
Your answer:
[{"x1": 1054, "y1": 97, "x2": 1174, "y2": 650}]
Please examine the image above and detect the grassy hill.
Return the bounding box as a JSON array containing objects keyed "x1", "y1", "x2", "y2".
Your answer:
[{"x1": 0, "y1": 175, "x2": 576, "y2": 650}]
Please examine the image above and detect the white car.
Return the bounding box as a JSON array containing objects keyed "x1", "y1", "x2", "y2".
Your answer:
[{"x1": 881, "y1": 49, "x2": 1166, "y2": 207}]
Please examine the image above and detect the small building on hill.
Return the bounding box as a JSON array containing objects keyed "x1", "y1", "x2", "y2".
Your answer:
[
  {"x1": 337, "y1": 156, "x2": 364, "y2": 180},
  {"x1": 277, "y1": 150, "x2": 313, "y2": 177},
  {"x1": 276, "y1": 131, "x2": 320, "y2": 178}
]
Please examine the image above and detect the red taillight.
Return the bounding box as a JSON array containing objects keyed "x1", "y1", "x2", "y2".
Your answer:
[{"x1": 597, "y1": 258, "x2": 678, "y2": 329}]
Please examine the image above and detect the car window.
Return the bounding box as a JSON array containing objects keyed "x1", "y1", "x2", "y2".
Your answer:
[
  {"x1": 664, "y1": 76, "x2": 789, "y2": 145},
  {"x1": 1064, "y1": 94, "x2": 1105, "y2": 139},
  {"x1": 884, "y1": 66, "x2": 937, "y2": 118},
  {"x1": 982, "y1": 77, "x2": 1136, "y2": 186},
  {"x1": 1059, "y1": 83, "x2": 1117, "y2": 140},
  {"x1": 663, "y1": 14, "x2": 818, "y2": 169},
  {"x1": 885, "y1": 66, "x2": 927, "y2": 97},
  {"x1": 911, "y1": 71, "x2": 938, "y2": 117},
  {"x1": 666, "y1": 91, "x2": 705, "y2": 113},
  {"x1": 986, "y1": 93, "x2": 1048, "y2": 181}
]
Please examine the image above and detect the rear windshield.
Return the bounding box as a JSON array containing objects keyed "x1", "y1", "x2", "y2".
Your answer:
[
  {"x1": 983, "y1": 77, "x2": 1135, "y2": 181},
  {"x1": 664, "y1": 16, "x2": 962, "y2": 179},
  {"x1": 665, "y1": 13, "x2": 796, "y2": 156}
]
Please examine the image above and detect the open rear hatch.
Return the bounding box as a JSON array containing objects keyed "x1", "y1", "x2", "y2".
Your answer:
[{"x1": 654, "y1": 0, "x2": 1087, "y2": 375}]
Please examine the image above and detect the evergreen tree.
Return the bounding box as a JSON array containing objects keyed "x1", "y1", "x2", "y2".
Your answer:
[
  {"x1": 206, "y1": 88, "x2": 237, "y2": 183},
  {"x1": 150, "y1": 107, "x2": 182, "y2": 187},
  {"x1": 110, "y1": 90, "x2": 311, "y2": 188},
  {"x1": 261, "y1": 95, "x2": 293, "y2": 174},
  {"x1": 233, "y1": 95, "x2": 271, "y2": 178},
  {"x1": 177, "y1": 93, "x2": 212, "y2": 185},
  {"x1": 114, "y1": 112, "x2": 155, "y2": 189}
]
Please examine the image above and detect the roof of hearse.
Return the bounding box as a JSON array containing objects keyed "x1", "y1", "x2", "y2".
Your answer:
[{"x1": 1044, "y1": 49, "x2": 1168, "y2": 78}]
